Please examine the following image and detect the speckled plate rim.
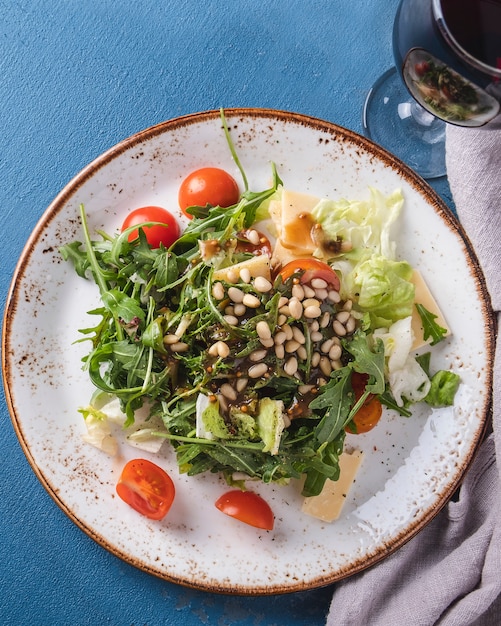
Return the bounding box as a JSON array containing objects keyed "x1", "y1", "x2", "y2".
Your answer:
[{"x1": 1, "y1": 108, "x2": 496, "y2": 595}]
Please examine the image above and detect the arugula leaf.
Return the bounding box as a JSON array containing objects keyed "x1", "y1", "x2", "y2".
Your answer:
[{"x1": 415, "y1": 303, "x2": 448, "y2": 345}]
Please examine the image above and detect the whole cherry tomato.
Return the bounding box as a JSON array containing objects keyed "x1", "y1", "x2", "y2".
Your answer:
[
  {"x1": 345, "y1": 372, "x2": 383, "y2": 434},
  {"x1": 178, "y1": 167, "x2": 240, "y2": 218},
  {"x1": 121, "y1": 206, "x2": 180, "y2": 248},
  {"x1": 116, "y1": 458, "x2": 175, "y2": 520},
  {"x1": 215, "y1": 490, "x2": 274, "y2": 530}
]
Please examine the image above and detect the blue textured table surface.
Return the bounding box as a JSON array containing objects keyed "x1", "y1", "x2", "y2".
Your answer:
[{"x1": 0, "y1": 1, "x2": 453, "y2": 624}]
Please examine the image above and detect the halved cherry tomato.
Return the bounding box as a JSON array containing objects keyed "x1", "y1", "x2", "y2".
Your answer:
[
  {"x1": 278, "y1": 258, "x2": 340, "y2": 291},
  {"x1": 116, "y1": 458, "x2": 175, "y2": 520},
  {"x1": 121, "y1": 206, "x2": 180, "y2": 249},
  {"x1": 345, "y1": 372, "x2": 383, "y2": 434},
  {"x1": 178, "y1": 167, "x2": 240, "y2": 218},
  {"x1": 215, "y1": 490, "x2": 274, "y2": 530}
]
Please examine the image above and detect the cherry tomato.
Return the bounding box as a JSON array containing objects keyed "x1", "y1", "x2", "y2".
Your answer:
[
  {"x1": 215, "y1": 490, "x2": 274, "y2": 530},
  {"x1": 414, "y1": 61, "x2": 430, "y2": 77},
  {"x1": 178, "y1": 167, "x2": 240, "y2": 218},
  {"x1": 278, "y1": 258, "x2": 340, "y2": 291},
  {"x1": 121, "y1": 206, "x2": 180, "y2": 249},
  {"x1": 235, "y1": 229, "x2": 272, "y2": 256},
  {"x1": 116, "y1": 458, "x2": 175, "y2": 520},
  {"x1": 345, "y1": 372, "x2": 383, "y2": 434}
]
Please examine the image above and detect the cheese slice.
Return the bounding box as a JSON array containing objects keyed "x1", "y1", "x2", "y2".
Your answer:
[
  {"x1": 212, "y1": 254, "x2": 271, "y2": 282},
  {"x1": 270, "y1": 189, "x2": 322, "y2": 263},
  {"x1": 411, "y1": 270, "x2": 450, "y2": 350},
  {"x1": 301, "y1": 450, "x2": 363, "y2": 522}
]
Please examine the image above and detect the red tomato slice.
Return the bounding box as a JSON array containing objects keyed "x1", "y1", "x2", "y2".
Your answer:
[
  {"x1": 121, "y1": 206, "x2": 180, "y2": 249},
  {"x1": 116, "y1": 458, "x2": 175, "y2": 520},
  {"x1": 178, "y1": 167, "x2": 240, "y2": 218},
  {"x1": 278, "y1": 258, "x2": 340, "y2": 291},
  {"x1": 345, "y1": 372, "x2": 383, "y2": 434},
  {"x1": 215, "y1": 490, "x2": 274, "y2": 530}
]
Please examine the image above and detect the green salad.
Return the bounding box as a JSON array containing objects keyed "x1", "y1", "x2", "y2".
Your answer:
[{"x1": 60, "y1": 112, "x2": 459, "y2": 498}]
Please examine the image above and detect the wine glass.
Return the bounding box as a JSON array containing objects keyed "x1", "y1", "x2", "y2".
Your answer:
[{"x1": 363, "y1": 0, "x2": 501, "y2": 179}]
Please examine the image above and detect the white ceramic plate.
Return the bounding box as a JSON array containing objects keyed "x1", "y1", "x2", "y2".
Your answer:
[{"x1": 2, "y1": 109, "x2": 495, "y2": 594}]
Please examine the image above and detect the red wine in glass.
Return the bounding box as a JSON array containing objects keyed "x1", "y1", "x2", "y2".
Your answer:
[{"x1": 364, "y1": 0, "x2": 501, "y2": 179}]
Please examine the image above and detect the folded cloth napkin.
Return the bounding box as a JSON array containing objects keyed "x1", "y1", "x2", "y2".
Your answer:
[{"x1": 327, "y1": 120, "x2": 501, "y2": 626}]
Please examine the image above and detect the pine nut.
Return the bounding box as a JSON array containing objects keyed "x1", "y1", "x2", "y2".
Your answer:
[
  {"x1": 228, "y1": 286, "x2": 245, "y2": 303},
  {"x1": 217, "y1": 341, "x2": 230, "y2": 358},
  {"x1": 220, "y1": 383, "x2": 237, "y2": 401},
  {"x1": 275, "y1": 344, "x2": 285, "y2": 359},
  {"x1": 278, "y1": 296, "x2": 289, "y2": 308},
  {"x1": 236, "y1": 377, "x2": 248, "y2": 393},
  {"x1": 298, "y1": 384, "x2": 314, "y2": 394},
  {"x1": 224, "y1": 305, "x2": 235, "y2": 315},
  {"x1": 310, "y1": 320, "x2": 320, "y2": 332},
  {"x1": 304, "y1": 305, "x2": 322, "y2": 319},
  {"x1": 274, "y1": 330, "x2": 287, "y2": 345},
  {"x1": 226, "y1": 269, "x2": 239, "y2": 283},
  {"x1": 314, "y1": 288, "x2": 328, "y2": 301},
  {"x1": 343, "y1": 300, "x2": 353, "y2": 311},
  {"x1": 303, "y1": 285, "x2": 315, "y2": 298},
  {"x1": 163, "y1": 334, "x2": 180, "y2": 345},
  {"x1": 328, "y1": 289, "x2": 341, "y2": 303},
  {"x1": 217, "y1": 393, "x2": 228, "y2": 412},
  {"x1": 256, "y1": 320, "x2": 272, "y2": 340},
  {"x1": 303, "y1": 298, "x2": 320, "y2": 308},
  {"x1": 288, "y1": 297, "x2": 303, "y2": 319},
  {"x1": 319, "y1": 356, "x2": 332, "y2": 376},
  {"x1": 330, "y1": 359, "x2": 342, "y2": 370},
  {"x1": 333, "y1": 320, "x2": 347, "y2": 336},
  {"x1": 282, "y1": 324, "x2": 293, "y2": 340},
  {"x1": 345, "y1": 316, "x2": 356, "y2": 334},
  {"x1": 240, "y1": 268, "x2": 251, "y2": 283},
  {"x1": 336, "y1": 310, "x2": 351, "y2": 324},
  {"x1": 292, "y1": 326, "x2": 306, "y2": 344},
  {"x1": 253, "y1": 276, "x2": 272, "y2": 293},
  {"x1": 320, "y1": 311, "x2": 331, "y2": 328},
  {"x1": 285, "y1": 339, "x2": 301, "y2": 353},
  {"x1": 170, "y1": 342, "x2": 189, "y2": 352},
  {"x1": 311, "y1": 277, "x2": 328, "y2": 289},
  {"x1": 259, "y1": 337, "x2": 274, "y2": 348},
  {"x1": 208, "y1": 343, "x2": 220, "y2": 356},
  {"x1": 311, "y1": 330, "x2": 323, "y2": 342},
  {"x1": 277, "y1": 314, "x2": 287, "y2": 325},
  {"x1": 329, "y1": 343, "x2": 342, "y2": 361},
  {"x1": 311, "y1": 351, "x2": 321, "y2": 367},
  {"x1": 247, "y1": 229, "x2": 260, "y2": 245},
  {"x1": 250, "y1": 349, "x2": 268, "y2": 362},
  {"x1": 321, "y1": 338, "x2": 334, "y2": 353},
  {"x1": 224, "y1": 315, "x2": 239, "y2": 325},
  {"x1": 297, "y1": 345, "x2": 307, "y2": 361},
  {"x1": 233, "y1": 303, "x2": 246, "y2": 316},
  {"x1": 292, "y1": 283, "x2": 305, "y2": 300},
  {"x1": 284, "y1": 356, "x2": 298, "y2": 376},
  {"x1": 248, "y1": 363, "x2": 268, "y2": 378},
  {"x1": 212, "y1": 282, "x2": 225, "y2": 300},
  {"x1": 279, "y1": 304, "x2": 291, "y2": 317},
  {"x1": 243, "y1": 293, "x2": 261, "y2": 308}
]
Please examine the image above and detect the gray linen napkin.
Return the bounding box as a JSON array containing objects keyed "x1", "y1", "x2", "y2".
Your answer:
[{"x1": 327, "y1": 121, "x2": 501, "y2": 626}]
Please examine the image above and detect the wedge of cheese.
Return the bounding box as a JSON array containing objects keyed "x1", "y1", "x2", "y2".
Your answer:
[
  {"x1": 411, "y1": 269, "x2": 450, "y2": 350},
  {"x1": 301, "y1": 450, "x2": 363, "y2": 522},
  {"x1": 271, "y1": 189, "x2": 321, "y2": 264}
]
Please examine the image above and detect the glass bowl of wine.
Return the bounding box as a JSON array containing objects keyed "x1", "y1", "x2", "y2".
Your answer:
[{"x1": 364, "y1": 0, "x2": 501, "y2": 179}]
